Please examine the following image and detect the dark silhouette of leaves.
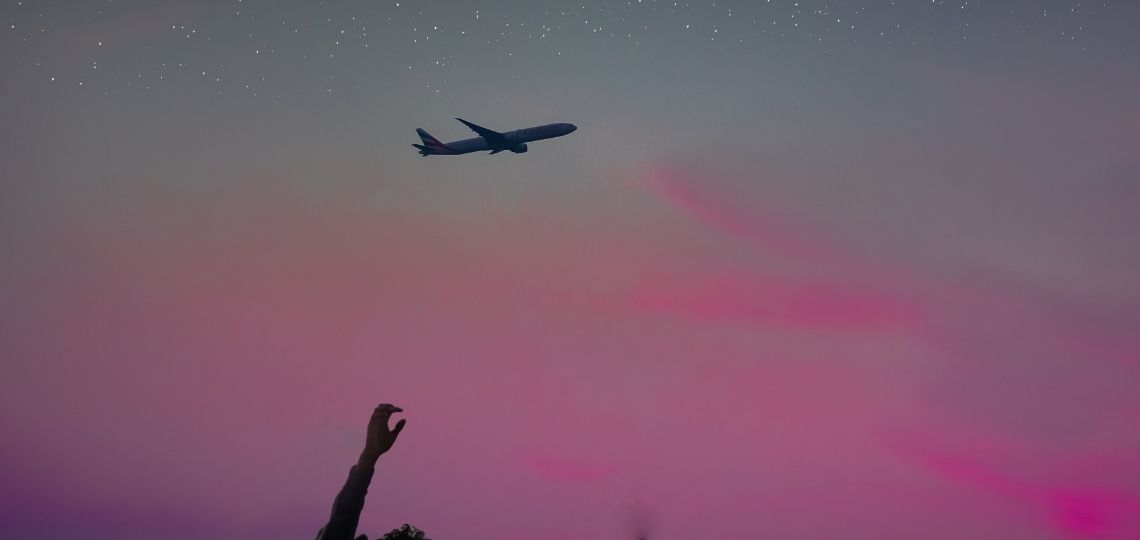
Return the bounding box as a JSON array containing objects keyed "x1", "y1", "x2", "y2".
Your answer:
[{"x1": 381, "y1": 523, "x2": 429, "y2": 540}]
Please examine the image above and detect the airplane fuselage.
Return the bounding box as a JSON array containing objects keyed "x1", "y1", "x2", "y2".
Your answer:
[
  {"x1": 446, "y1": 123, "x2": 575, "y2": 154},
  {"x1": 413, "y1": 120, "x2": 577, "y2": 156}
]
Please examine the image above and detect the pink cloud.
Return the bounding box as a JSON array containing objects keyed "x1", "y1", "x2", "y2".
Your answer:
[
  {"x1": 631, "y1": 272, "x2": 922, "y2": 333},
  {"x1": 641, "y1": 163, "x2": 840, "y2": 262},
  {"x1": 638, "y1": 162, "x2": 1140, "y2": 436},
  {"x1": 634, "y1": 163, "x2": 927, "y2": 334},
  {"x1": 522, "y1": 455, "x2": 621, "y2": 484},
  {"x1": 891, "y1": 435, "x2": 1140, "y2": 539}
]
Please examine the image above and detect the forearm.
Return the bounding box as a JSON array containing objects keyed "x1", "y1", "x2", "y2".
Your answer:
[
  {"x1": 318, "y1": 461, "x2": 377, "y2": 540},
  {"x1": 356, "y1": 450, "x2": 381, "y2": 472}
]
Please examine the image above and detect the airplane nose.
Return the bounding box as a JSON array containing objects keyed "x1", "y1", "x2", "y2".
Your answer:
[{"x1": 565, "y1": 123, "x2": 577, "y2": 133}]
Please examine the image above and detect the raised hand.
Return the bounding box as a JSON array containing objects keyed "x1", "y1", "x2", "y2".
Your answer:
[{"x1": 358, "y1": 403, "x2": 406, "y2": 469}]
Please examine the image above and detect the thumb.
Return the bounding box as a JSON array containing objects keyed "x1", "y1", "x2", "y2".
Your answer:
[{"x1": 392, "y1": 418, "x2": 407, "y2": 436}]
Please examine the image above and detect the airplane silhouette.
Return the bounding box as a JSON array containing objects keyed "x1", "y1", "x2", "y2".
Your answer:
[{"x1": 413, "y1": 118, "x2": 577, "y2": 156}]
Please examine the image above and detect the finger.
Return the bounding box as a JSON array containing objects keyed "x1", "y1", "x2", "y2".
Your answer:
[
  {"x1": 392, "y1": 418, "x2": 406, "y2": 436},
  {"x1": 374, "y1": 403, "x2": 402, "y2": 414},
  {"x1": 372, "y1": 404, "x2": 401, "y2": 422}
]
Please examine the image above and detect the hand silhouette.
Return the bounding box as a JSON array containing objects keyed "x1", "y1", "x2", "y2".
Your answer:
[{"x1": 358, "y1": 403, "x2": 406, "y2": 469}]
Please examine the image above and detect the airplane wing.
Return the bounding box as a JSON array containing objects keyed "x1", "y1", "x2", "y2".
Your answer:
[{"x1": 455, "y1": 118, "x2": 506, "y2": 144}]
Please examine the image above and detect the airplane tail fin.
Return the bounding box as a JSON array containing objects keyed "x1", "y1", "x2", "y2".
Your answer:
[
  {"x1": 408, "y1": 128, "x2": 446, "y2": 156},
  {"x1": 416, "y1": 128, "x2": 445, "y2": 147},
  {"x1": 413, "y1": 128, "x2": 454, "y2": 156}
]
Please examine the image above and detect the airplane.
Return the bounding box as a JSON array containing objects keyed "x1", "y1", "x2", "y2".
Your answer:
[{"x1": 412, "y1": 118, "x2": 577, "y2": 156}]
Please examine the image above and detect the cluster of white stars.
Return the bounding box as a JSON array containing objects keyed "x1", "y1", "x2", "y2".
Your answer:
[{"x1": 2, "y1": 0, "x2": 1108, "y2": 100}]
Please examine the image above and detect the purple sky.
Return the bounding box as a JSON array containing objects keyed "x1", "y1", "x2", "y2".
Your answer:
[{"x1": 2, "y1": 1, "x2": 1140, "y2": 539}]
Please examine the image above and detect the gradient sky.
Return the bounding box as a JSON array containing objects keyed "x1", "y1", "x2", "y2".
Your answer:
[{"x1": 3, "y1": 1, "x2": 1140, "y2": 539}]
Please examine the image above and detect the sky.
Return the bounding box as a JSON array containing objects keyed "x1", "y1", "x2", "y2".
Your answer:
[{"x1": 2, "y1": 1, "x2": 1140, "y2": 539}]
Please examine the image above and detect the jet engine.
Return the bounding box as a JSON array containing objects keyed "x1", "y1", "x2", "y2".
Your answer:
[{"x1": 510, "y1": 144, "x2": 528, "y2": 153}]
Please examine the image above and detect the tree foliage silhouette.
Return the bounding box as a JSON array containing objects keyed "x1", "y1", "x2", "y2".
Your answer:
[{"x1": 380, "y1": 523, "x2": 429, "y2": 540}]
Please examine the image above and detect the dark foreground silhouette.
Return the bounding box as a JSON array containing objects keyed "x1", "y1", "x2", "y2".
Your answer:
[{"x1": 316, "y1": 403, "x2": 428, "y2": 540}]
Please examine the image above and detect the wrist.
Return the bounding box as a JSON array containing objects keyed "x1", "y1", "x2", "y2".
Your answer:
[{"x1": 357, "y1": 450, "x2": 381, "y2": 470}]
